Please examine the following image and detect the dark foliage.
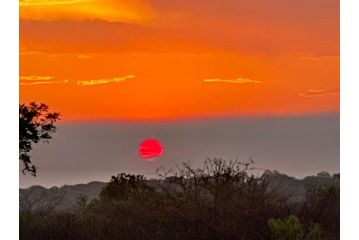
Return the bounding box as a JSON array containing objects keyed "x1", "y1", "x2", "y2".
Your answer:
[
  {"x1": 19, "y1": 159, "x2": 339, "y2": 240},
  {"x1": 19, "y1": 102, "x2": 60, "y2": 176}
]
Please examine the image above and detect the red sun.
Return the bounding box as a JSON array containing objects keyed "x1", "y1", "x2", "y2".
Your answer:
[{"x1": 139, "y1": 138, "x2": 164, "y2": 160}]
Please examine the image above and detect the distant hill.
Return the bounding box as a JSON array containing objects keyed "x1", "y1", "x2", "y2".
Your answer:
[
  {"x1": 19, "y1": 171, "x2": 339, "y2": 212},
  {"x1": 20, "y1": 181, "x2": 106, "y2": 211}
]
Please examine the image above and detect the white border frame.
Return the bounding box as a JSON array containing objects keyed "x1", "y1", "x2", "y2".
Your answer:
[
  {"x1": 0, "y1": 0, "x2": 357, "y2": 239},
  {"x1": 0, "y1": 0, "x2": 19, "y2": 239},
  {"x1": 340, "y1": 0, "x2": 359, "y2": 239}
]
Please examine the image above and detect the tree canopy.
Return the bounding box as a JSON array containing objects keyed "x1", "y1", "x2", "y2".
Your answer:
[
  {"x1": 19, "y1": 159, "x2": 340, "y2": 240},
  {"x1": 19, "y1": 102, "x2": 60, "y2": 176}
]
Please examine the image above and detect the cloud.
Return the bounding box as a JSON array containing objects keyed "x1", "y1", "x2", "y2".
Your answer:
[
  {"x1": 20, "y1": 81, "x2": 60, "y2": 86},
  {"x1": 20, "y1": 19, "x2": 207, "y2": 55},
  {"x1": 20, "y1": 75, "x2": 69, "y2": 85},
  {"x1": 20, "y1": 0, "x2": 88, "y2": 6},
  {"x1": 20, "y1": 50, "x2": 91, "y2": 59},
  {"x1": 298, "y1": 55, "x2": 340, "y2": 61},
  {"x1": 19, "y1": 0, "x2": 153, "y2": 23},
  {"x1": 20, "y1": 50, "x2": 49, "y2": 55},
  {"x1": 77, "y1": 75, "x2": 135, "y2": 86},
  {"x1": 20, "y1": 0, "x2": 338, "y2": 56},
  {"x1": 77, "y1": 54, "x2": 92, "y2": 59},
  {"x1": 299, "y1": 89, "x2": 340, "y2": 98},
  {"x1": 203, "y1": 77, "x2": 262, "y2": 84},
  {"x1": 20, "y1": 75, "x2": 135, "y2": 86},
  {"x1": 20, "y1": 75, "x2": 53, "y2": 81}
]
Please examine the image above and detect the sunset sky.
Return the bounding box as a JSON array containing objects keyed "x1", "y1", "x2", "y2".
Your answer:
[{"x1": 19, "y1": 0, "x2": 339, "y2": 121}]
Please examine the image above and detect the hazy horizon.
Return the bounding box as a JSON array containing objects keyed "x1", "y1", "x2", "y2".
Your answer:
[{"x1": 20, "y1": 113, "x2": 339, "y2": 188}]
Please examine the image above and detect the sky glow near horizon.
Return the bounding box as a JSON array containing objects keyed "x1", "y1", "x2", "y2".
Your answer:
[{"x1": 19, "y1": 114, "x2": 339, "y2": 187}]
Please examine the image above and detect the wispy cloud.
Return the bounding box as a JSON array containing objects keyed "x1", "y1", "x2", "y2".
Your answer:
[
  {"x1": 77, "y1": 75, "x2": 135, "y2": 86},
  {"x1": 298, "y1": 55, "x2": 340, "y2": 61},
  {"x1": 20, "y1": 0, "x2": 153, "y2": 23},
  {"x1": 203, "y1": 77, "x2": 262, "y2": 84},
  {"x1": 20, "y1": 51, "x2": 50, "y2": 56},
  {"x1": 20, "y1": 75, "x2": 69, "y2": 85},
  {"x1": 77, "y1": 54, "x2": 92, "y2": 59},
  {"x1": 20, "y1": 75, "x2": 135, "y2": 86},
  {"x1": 20, "y1": 81, "x2": 60, "y2": 86},
  {"x1": 20, "y1": 0, "x2": 89, "y2": 7},
  {"x1": 20, "y1": 51, "x2": 92, "y2": 60},
  {"x1": 20, "y1": 75, "x2": 53, "y2": 81},
  {"x1": 299, "y1": 89, "x2": 340, "y2": 98}
]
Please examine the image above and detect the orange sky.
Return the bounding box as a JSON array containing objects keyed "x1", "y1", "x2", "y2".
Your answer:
[{"x1": 19, "y1": 0, "x2": 340, "y2": 121}]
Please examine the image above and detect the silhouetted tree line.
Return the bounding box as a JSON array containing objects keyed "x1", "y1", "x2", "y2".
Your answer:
[{"x1": 20, "y1": 159, "x2": 339, "y2": 240}]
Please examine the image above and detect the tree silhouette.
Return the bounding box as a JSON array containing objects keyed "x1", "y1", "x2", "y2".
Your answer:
[
  {"x1": 19, "y1": 102, "x2": 60, "y2": 176},
  {"x1": 19, "y1": 160, "x2": 340, "y2": 239}
]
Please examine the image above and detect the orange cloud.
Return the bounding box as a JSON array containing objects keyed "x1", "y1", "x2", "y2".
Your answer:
[
  {"x1": 20, "y1": 75, "x2": 69, "y2": 85},
  {"x1": 77, "y1": 54, "x2": 92, "y2": 59},
  {"x1": 76, "y1": 75, "x2": 135, "y2": 86},
  {"x1": 204, "y1": 77, "x2": 262, "y2": 84},
  {"x1": 299, "y1": 89, "x2": 340, "y2": 98},
  {"x1": 20, "y1": 75, "x2": 53, "y2": 81},
  {"x1": 19, "y1": 0, "x2": 153, "y2": 23}
]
